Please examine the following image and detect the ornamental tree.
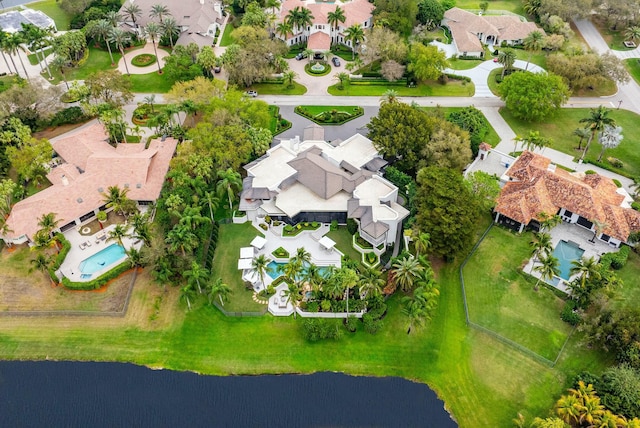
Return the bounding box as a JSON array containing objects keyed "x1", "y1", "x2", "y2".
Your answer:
[{"x1": 499, "y1": 72, "x2": 569, "y2": 122}]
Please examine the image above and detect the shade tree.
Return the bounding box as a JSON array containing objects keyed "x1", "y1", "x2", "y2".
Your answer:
[{"x1": 499, "y1": 72, "x2": 569, "y2": 122}]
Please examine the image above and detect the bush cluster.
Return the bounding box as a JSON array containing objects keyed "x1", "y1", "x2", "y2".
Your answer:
[
  {"x1": 302, "y1": 318, "x2": 342, "y2": 341},
  {"x1": 600, "y1": 246, "x2": 630, "y2": 270},
  {"x1": 561, "y1": 300, "x2": 581, "y2": 325}
]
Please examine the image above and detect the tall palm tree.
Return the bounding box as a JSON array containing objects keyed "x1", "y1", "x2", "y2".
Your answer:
[
  {"x1": 5, "y1": 32, "x2": 29, "y2": 79},
  {"x1": 30, "y1": 253, "x2": 55, "y2": 286},
  {"x1": 122, "y1": 2, "x2": 142, "y2": 29},
  {"x1": 597, "y1": 124, "x2": 623, "y2": 162},
  {"x1": 105, "y1": 11, "x2": 121, "y2": 28},
  {"x1": 208, "y1": 277, "x2": 231, "y2": 306},
  {"x1": 327, "y1": 6, "x2": 346, "y2": 45},
  {"x1": 523, "y1": 30, "x2": 544, "y2": 71},
  {"x1": 184, "y1": 261, "x2": 207, "y2": 294},
  {"x1": 344, "y1": 24, "x2": 365, "y2": 60},
  {"x1": 150, "y1": 4, "x2": 170, "y2": 23},
  {"x1": 37, "y1": 212, "x2": 60, "y2": 237},
  {"x1": 391, "y1": 256, "x2": 424, "y2": 292},
  {"x1": 402, "y1": 294, "x2": 427, "y2": 334},
  {"x1": 109, "y1": 28, "x2": 132, "y2": 75},
  {"x1": 533, "y1": 253, "x2": 559, "y2": 291},
  {"x1": 292, "y1": 247, "x2": 311, "y2": 266},
  {"x1": 108, "y1": 224, "x2": 128, "y2": 247},
  {"x1": 92, "y1": 20, "x2": 116, "y2": 65},
  {"x1": 304, "y1": 263, "x2": 324, "y2": 294},
  {"x1": 166, "y1": 223, "x2": 198, "y2": 257},
  {"x1": 569, "y1": 256, "x2": 601, "y2": 305},
  {"x1": 50, "y1": 55, "x2": 69, "y2": 89},
  {"x1": 297, "y1": 7, "x2": 314, "y2": 40},
  {"x1": 625, "y1": 26, "x2": 640, "y2": 43},
  {"x1": 412, "y1": 231, "x2": 431, "y2": 256},
  {"x1": 251, "y1": 254, "x2": 272, "y2": 289},
  {"x1": 498, "y1": 48, "x2": 516, "y2": 79},
  {"x1": 380, "y1": 89, "x2": 399, "y2": 105},
  {"x1": 179, "y1": 205, "x2": 210, "y2": 230},
  {"x1": 579, "y1": 105, "x2": 616, "y2": 162},
  {"x1": 275, "y1": 21, "x2": 292, "y2": 41},
  {"x1": 284, "y1": 280, "x2": 301, "y2": 317},
  {"x1": 357, "y1": 266, "x2": 384, "y2": 298},
  {"x1": 130, "y1": 212, "x2": 151, "y2": 246},
  {"x1": 143, "y1": 22, "x2": 163, "y2": 73},
  {"x1": 20, "y1": 23, "x2": 51, "y2": 77},
  {"x1": 529, "y1": 232, "x2": 552, "y2": 273},
  {"x1": 0, "y1": 30, "x2": 14, "y2": 74},
  {"x1": 590, "y1": 218, "x2": 608, "y2": 243},
  {"x1": 216, "y1": 168, "x2": 242, "y2": 210},
  {"x1": 102, "y1": 185, "x2": 131, "y2": 216},
  {"x1": 180, "y1": 283, "x2": 196, "y2": 310},
  {"x1": 161, "y1": 18, "x2": 179, "y2": 49},
  {"x1": 573, "y1": 127, "x2": 591, "y2": 151}
]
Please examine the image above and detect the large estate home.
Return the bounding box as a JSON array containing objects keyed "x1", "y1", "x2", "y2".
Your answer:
[
  {"x1": 494, "y1": 150, "x2": 640, "y2": 247},
  {"x1": 240, "y1": 126, "x2": 408, "y2": 247},
  {"x1": 118, "y1": 0, "x2": 224, "y2": 48},
  {"x1": 0, "y1": 122, "x2": 178, "y2": 246},
  {"x1": 442, "y1": 7, "x2": 544, "y2": 57},
  {"x1": 276, "y1": 0, "x2": 374, "y2": 52}
]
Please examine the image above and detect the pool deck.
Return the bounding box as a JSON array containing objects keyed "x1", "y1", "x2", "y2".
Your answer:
[
  {"x1": 524, "y1": 222, "x2": 618, "y2": 293},
  {"x1": 58, "y1": 222, "x2": 141, "y2": 282}
]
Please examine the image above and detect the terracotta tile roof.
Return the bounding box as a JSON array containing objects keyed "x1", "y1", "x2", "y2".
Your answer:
[
  {"x1": 278, "y1": 0, "x2": 373, "y2": 29},
  {"x1": 485, "y1": 16, "x2": 544, "y2": 40},
  {"x1": 479, "y1": 142, "x2": 492, "y2": 151},
  {"x1": 307, "y1": 31, "x2": 330, "y2": 50},
  {"x1": 495, "y1": 151, "x2": 640, "y2": 242},
  {"x1": 2, "y1": 122, "x2": 177, "y2": 242}
]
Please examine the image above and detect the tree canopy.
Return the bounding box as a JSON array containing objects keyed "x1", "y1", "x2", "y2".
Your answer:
[{"x1": 499, "y1": 72, "x2": 569, "y2": 122}]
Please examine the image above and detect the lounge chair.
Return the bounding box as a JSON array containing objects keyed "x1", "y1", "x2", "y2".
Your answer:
[
  {"x1": 85, "y1": 240, "x2": 92, "y2": 247},
  {"x1": 79, "y1": 243, "x2": 86, "y2": 250}
]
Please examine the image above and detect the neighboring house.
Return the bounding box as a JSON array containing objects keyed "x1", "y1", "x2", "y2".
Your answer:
[
  {"x1": 118, "y1": 0, "x2": 224, "y2": 48},
  {"x1": 1, "y1": 122, "x2": 178, "y2": 245},
  {"x1": 240, "y1": 126, "x2": 408, "y2": 246},
  {"x1": 276, "y1": 0, "x2": 374, "y2": 52},
  {"x1": 0, "y1": 9, "x2": 57, "y2": 33},
  {"x1": 442, "y1": 7, "x2": 544, "y2": 57},
  {"x1": 494, "y1": 150, "x2": 640, "y2": 247}
]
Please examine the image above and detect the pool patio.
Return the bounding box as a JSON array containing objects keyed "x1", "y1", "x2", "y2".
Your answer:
[{"x1": 524, "y1": 221, "x2": 618, "y2": 293}]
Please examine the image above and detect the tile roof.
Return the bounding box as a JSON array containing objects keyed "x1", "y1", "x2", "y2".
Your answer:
[
  {"x1": 495, "y1": 151, "x2": 640, "y2": 242},
  {"x1": 118, "y1": 0, "x2": 223, "y2": 32},
  {"x1": 307, "y1": 31, "x2": 331, "y2": 50},
  {"x1": 278, "y1": 0, "x2": 373, "y2": 29},
  {"x1": 2, "y1": 122, "x2": 177, "y2": 242}
]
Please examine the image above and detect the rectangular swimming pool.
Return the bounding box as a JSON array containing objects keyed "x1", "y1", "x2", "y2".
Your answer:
[
  {"x1": 79, "y1": 244, "x2": 126, "y2": 276},
  {"x1": 551, "y1": 240, "x2": 585, "y2": 280}
]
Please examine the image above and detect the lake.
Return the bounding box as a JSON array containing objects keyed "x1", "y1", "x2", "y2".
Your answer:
[{"x1": 0, "y1": 361, "x2": 457, "y2": 427}]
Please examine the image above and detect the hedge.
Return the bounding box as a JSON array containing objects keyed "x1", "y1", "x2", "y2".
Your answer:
[
  {"x1": 62, "y1": 261, "x2": 131, "y2": 290},
  {"x1": 600, "y1": 246, "x2": 630, "y2": 270},
  {"x1": 48, "y1": 233, "x2": 72, "y2": 283}
]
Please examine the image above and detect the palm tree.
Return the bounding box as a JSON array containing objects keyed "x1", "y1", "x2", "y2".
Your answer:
[
  {"x1": 161, "y1": 18, "x2": 179, "y2": 49},
  {"x1": 20, "y1": 23, "x2": 50, "y2": 77},
  {"x1": 529, "y1": 232, "x2": 552, "y2": 273},
  {"x1": 50, "y1": 56, "x2": 69, "y2": 89},
  {"x1": 327, "y1": 6, "x2": 346, "y2": 45},
  {"x1": 555, "y1": 393, "x2": 582, "y2": 426},
  {"x1": 380, "y1": 89, "x2": 399, "y2": 105},
  {"x1": 208, "y1": 277, "x2": 231, "y2": 306},
  {"x1": 166, "y1": 223, "x2": 198, "y2": 257},
  {"x1": 334, "y1": 71, "x2": 349, "y2": 89},
  {"x1": 122, "y1": 2, "x2": 142, "y2": 29},
  {"x1": 304, "y1": 263, "x2": 324, "y2": 294},
  {"x1": 143, "y1": 22, "x2": 163, "y2": 73},
  {"x1": 216, "y1": 168, "x2": 242, "y2": 210},
  {"x1": 109, "y1": 28, "x2": 132, "y2": 75},
  {"x1": 391, "y1": 256, "x2": 424, "y2": 292},
  {"x1": 597, "y1": 124, "x2": 623, "y2": 162},
  {"x1": 569, "y1": 256, "x2": 601, "y2": 305},
  {"x1": 275, "y1": 22, "x2": 292, "y2": 40},
  {"x1": 184, "y1": 261, "x2": 207, "y2": 294},
  {"x1": 91, "y1": 20, "x2": 116, "y2": 65},
  {"x1": 282, "y1": 70, "x2": 297, "y2": 88},
  {"x1": 625, "y1": 26, "x2": 640, "y2": 43},
  {"x1": 126, "y1": 247, "x2": 143, "y2": 268},
  {"x1": 180, "y1": 99, "x2": 198, "y2": 127},
  {"x1": 292, "y1": 247, "x2": 311, "y2": 266},
  {"x1": 344, "y1": 24, "x2": 365, "y2": 60},
  {"x1": 5, "y1": 32, "x2": 29, "y2": 79},
  {"x1": 150, "y1": 4, "x2": 170, "y2": 23},
  {"x1": 108, "y1": 224, "x2": 128, "y2": 247},
  {"x1": 402, "y1": 294, "x2": 427, "y2": 334},
  {"x1": 498, "y1": 48, "x2": 516, "y2": 79},
  {"x1": 573, "y1": 127, "x2": 591, "y2": 151},
  {"x1": 105, "y1": 10, "x2": 121, "y2": 27},
  {"x1": 0, "y1": 31, "x2": 14, "y2": 74},
  {"x1": 538, "y1": 213, "x2": 562, "y2": 232},
  {"x1": 579, "y1": 105, "x2": 616, "y2": 162},
  {"x1": 30, "y1": 253, "x2": 55, "y2": 286},
  {"x1": 102, "y1": 185, "x2": 131, "y2": 216},
  {"x1": 180, "y1": 283, "x2": 196, "y2": 310},
  {"x1": 37, "y1": 212, "x2": 60, "y2": 237},
  {"x1": 251, "y1": 254, "x2": 272, "y2": 289},
  {"x1": 284, "y1": 280, "x2": 302, "y2": 317},
  {"x1": 533, "y1": 253, "x2": 559, "y2": 291},
  {"x1": 523, "y1": 30, "x2": 544, "y2": 71},
  {"x1": 357, "y1": 267, "x2": 384, "y2": 298},
  {"x1": 412, "y1": 231, "x2": 431, "y2": 256},
  {"x1": 179, "y1": 205, "x2": 211, "y2": 230}
]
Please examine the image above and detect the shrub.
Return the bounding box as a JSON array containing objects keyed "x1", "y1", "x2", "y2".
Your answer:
[
  {"x1": 346, "y1": 218, "x2": 358, "y2": 235},
  {"x1": 264, "y1": 215, "x2": 271, "y2": 224},
  {"x1": 49, "y1": 106, "x2": 91, "y2": 127},
  {"x1": 131, "y1": 54, "x2": 156, "y2": 67},
  {"x1": 320, "y1": 299, "x2": 332, "y2": 312},
  {"x1": 272, "y1": 246, "x2": 289, "y2": 258},
  {"x1": 585, "y1": 170, "x2": 596, "y2": 174},
  {"x1": 302, "y1": 318, "x2": 342, "y2": 341},
  {"x1": 306, "y1": 301, "x2": 319, "y2": 313},
  {"x1": 330, "y1": 220, "x2": 338, "y2": 231},
  {"x1": 601, "y1": 246, "x2": 630, "y2": 270},
  {"x1": 363, "y1": 313, "x2": 383, "y2": 334},
  {"x1": 62, "y1": 261, "x2": 131, "y2": 290},
  {"x1": 613, "y1": 179, "x2": 622, "y2": 188},
  {"x1": 284, "y1": 224, "x2": 293, "y2": 233},
  {"x1": 608, "y1": 157, "x2": 624, "y2": 168},
  {"x1": 561, "y1": 300, "x2": 581, "y2": 326},
  {"x1": 632, "y1": 202, "x2": 640, "y2": 211},
  {"x1": 366, "y1": 252, "x2": 377, "y2": 265},
  {"x1": 259, "y1": 223, "x2": 268, "y2": 230},
  {"x1": 344, "y1": 316, "x2": 358, "y2": 332},
  {"x1": 311, "y1": 221, "x2": 318, "y2": 228}
]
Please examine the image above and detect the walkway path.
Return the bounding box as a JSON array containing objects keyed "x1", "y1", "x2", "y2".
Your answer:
[{"x1": 116, "y1": 41, "x2": 170, "y2": 75}]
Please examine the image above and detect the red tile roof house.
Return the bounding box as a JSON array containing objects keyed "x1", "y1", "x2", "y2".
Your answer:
[
  {"x1": 1, "y1": 122, "x2": 178, "y2": 246},
  {"x1": 494, "y1": 151, "x2": 640, "y2": 247},
  {"x1": 276, "y1": 0, "x2": 374, "y2": 52},
  {"x1": 441, "y1": 7, "x2": 544, "y2": 58},
  {"x1": 240, "y1": 126, "x2": 409, "y2": 247}
]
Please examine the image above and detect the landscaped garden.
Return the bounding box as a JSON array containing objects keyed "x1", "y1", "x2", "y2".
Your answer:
[
  {"x1": 131, "y1": 54, "x2": 157, "y2": 67},
  {"x1": 295, "y1": 105, "x2": 364, "y2": 125},
  {"x1": 268, "y1": 105, "x2": 292, "y2": 135},
  {"x1": 283, "y1": 222, "x2": 320, "y2": 237},
  {"x1": 500, "y1": 107, "x2": 640, "y2": 177},
  {"x1": 305, "y1": 62, "x2": 332, "y2": 76},
  {"x1": 462, "y1": 226, "x2": 573, "y2": 361}
]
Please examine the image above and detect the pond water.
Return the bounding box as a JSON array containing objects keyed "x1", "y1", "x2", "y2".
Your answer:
[{"x1": 0, "y1": 361, "x2": 457, "y2": 427}]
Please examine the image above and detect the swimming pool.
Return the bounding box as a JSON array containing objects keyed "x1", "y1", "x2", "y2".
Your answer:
[
  {"x1": 266, "y1": 261, "x2": 330, "y2": 280},
  {"x1": 79, "y1": 244, "x2": 127, "y2": 276},
  {"x1": 551, "y1": 240, "x2": 585, "y2": 280}
]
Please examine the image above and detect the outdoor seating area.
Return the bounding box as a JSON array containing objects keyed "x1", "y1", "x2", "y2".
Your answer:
[{"x1": 78, "y1": 240, "x2": 93, "y2": 250}]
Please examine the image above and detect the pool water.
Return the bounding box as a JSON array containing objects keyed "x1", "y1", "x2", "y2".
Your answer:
[
  {"x1": 266, "y1": 261, "x2": 330, "y2": 280},
  {"x1": 79, "y1": 244, "x2": 126, "y2": 275},
  {"x1": 551, "y1": 240, "x2": 585, "y2": 280}
]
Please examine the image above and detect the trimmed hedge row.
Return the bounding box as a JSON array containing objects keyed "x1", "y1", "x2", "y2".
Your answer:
[
  {"x1": 48, "y1": 233, "x2": 71, "y2": 283},
  {"x1": 62, "y1": 261, "x2": 131, "y2": 290}
]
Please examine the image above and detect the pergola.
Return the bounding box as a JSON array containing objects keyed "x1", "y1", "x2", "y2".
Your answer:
[{"x1": 318, "y1": 236, "x2": 336, "y2": 252}]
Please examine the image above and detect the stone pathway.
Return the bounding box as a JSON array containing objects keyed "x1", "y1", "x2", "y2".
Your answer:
[{"x1": 252, "y1": 292, "x2": 269, "y2": 304}]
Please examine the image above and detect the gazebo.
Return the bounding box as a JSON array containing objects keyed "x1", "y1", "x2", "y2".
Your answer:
[
  {"x1": 319, "y1": 236, "x2": 336, "y2": 252},
  {"x1": 250, "y1": 236, "x2": 267, "y2": 250}
]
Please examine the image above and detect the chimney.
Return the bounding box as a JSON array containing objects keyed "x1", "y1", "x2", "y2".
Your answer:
[{"x1": 61, "y1": 175, "x2": 69, "y2": 186}]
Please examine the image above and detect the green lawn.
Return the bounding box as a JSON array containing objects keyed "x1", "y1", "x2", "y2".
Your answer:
[
  {"x1": 326, "y1": 227, "x2": 362, "y2": 264},
  {"x1": 608, "y1": 250, "x2": 640, "y2": 309},
  {"x1": 48, "y1": 47, "x2": 122, "y2": 83},
  {"x1": 28, "y1": 47, "x2": 54, "y2": 66},
  {"x1": 220, "y1": 21, "x2": 236, "y2": 47},
  {"x1": 29, "y1": 0, "x2": 73, "y2": 31},
  {"x1": 128, "y1": 72, "x2": 176, "y2": 93},
  {"x1": 500, "y1": 108, "x2": 640, "y2": 177},
  {"x1": 420, "y1": 106, "x2": 501, "y2": 147},
  {"x1": 328, "y1": 79, "x2": 474, "y2": 96},
  {"x1": 297, "y1": 105, "x2": 359, "y2": 115},
  {"x1": 624, "y1": 58, "x2": 640, "y2": 85},
  {"x1": 209, "y1": 223, "x2": 265, "y2": 313},
  {"x1": 463, "y1": 226, "x2": 573, "y2": 361},
  {"x1": 454, "y1": 0, "x2": 525, "y2": 14},
  {"x1": 448, "y1": 58, "x2": 485, "y2": 70},
  {"x1": 249, "y1": 81, "x2": 307, "y2": 95}
]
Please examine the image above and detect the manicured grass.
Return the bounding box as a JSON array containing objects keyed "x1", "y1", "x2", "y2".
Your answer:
[
  {"x1": 511, "y1": 48, "x2": 548, "y2": 69},
  {"x1": 328, "y1": 79, "x2": 474, "y2": 96},
  {"x1": 29, "y1": 0, "x2": 73, "y2": 31},
  {"x1": 454, "y1": 0, "x2": 525, "y2": 14},
  {"x1": 127, "y1": 72, "x2": 176, "y2": 93},
  {"x1": 608, "y1": 250, "x2": 640, "y2": 309},
  {"x1": 209, "y1": 223, "x2": 265, "y2": 313},
  {"x1": 249, "y1": 81, "x2": 307, "y2": 95},
  {"x1": 463, "y1": 226, "x2": 572, "y2": 361},
  {"x1": 326, "y1": 227, "x2": 361, "y2": 264},
  {"x1": 268, "y1": 105, "x2": 291, "y2": 135},
  {"x1": 48, "y1": 47, "x2": 122, "y2": 83},
  {"x1": 500, "y1": 107, "x2": 640, "y2": 177},
  {"x1": 298, "y1": 105, "x2": 358, "y2": 115},
  {"x1": 28, "y1": 47, "x2": 53, "y2": 65},
  {"x1": 220, "y1": 21, "x2": 236, "y2": 47},
  {"x1": 624, "y1": 58, "x2": 640, "y2": 85},
  {"x1": 448, "y1": 58, "x2": 485, "y2": 70},
  {"x1": 592, "y1": 17, "x2": 635, "y2": 50}
]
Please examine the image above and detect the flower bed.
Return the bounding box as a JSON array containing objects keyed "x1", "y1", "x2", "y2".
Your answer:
[
  {"x1": 304, "y1": 62, "x2": 331, "y2": 76},
  {"x1": 282, "y1": 221, "x2": 320, "y2": 237},
  {"x1": 131, "y1": 54, "x2": 156, "y2": 67}
]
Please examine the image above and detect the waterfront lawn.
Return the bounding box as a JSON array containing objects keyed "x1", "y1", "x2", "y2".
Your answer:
[
  {"x1": 209, "y1": 223, "x2": 265, "y2": 313},
  {"x1": 29, "y1": 0, "x2": 73, "y2": 30},
  {"x1": 500, "y1": 108, "x2": 640, "y2": 178},
  {"x1": 328, "y1": 79, "x2": 474, "y2": 96},
  {"x1": 463, "y1": 226, "x2": 572, "y2": 361},
  {"x1": 326, "y1": 227, "x2": 362, "y2": 264}
]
